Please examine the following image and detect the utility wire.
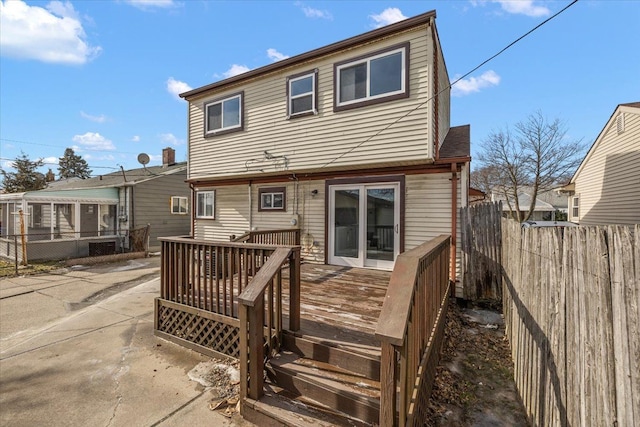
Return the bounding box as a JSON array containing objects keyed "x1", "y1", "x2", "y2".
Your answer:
[{"x1": 321, "y1": 0, "x2": 579, "y2": 169}]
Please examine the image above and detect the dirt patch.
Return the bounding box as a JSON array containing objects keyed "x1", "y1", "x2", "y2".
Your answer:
[{"x1": 425, "y1": 300, "x2": 529, "y2": 426}]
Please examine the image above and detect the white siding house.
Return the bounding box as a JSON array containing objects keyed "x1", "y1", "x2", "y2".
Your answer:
[
  {"x1": 566, "y1": 102, "x2": 640, "y2": 226},
  {"x1": 181, "y1": 11, "x2": 471, "y2": 288}
]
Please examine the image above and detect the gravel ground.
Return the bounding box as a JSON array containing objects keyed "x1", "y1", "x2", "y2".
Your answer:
[{"x1": 425, "y1": 300, "x2": 529, "y2": 426}]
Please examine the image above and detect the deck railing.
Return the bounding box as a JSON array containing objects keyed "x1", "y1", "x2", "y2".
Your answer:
[
  {"x1": 375, "y1": 234, "x2": 451, "y2": 426},
  {"x1": 231, "y1": 228, "x2": 301, "y2": 246},
  {"x1": 155, "y1": 236, "x2": 300, "y2": 360},
  {"x1": 238, "y1": 246, "x2": 301, "y2": 401}
]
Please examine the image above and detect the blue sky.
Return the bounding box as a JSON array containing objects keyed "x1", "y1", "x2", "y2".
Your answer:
[{"x1": 1, "y1": 0, "x2": 638, "y2": 178}]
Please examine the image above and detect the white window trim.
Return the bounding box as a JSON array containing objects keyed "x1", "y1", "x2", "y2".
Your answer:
[
  {"x1": 288, "y1": 72, "x2": 316, "y2": 117},
  {"x1": 196, "y1": 190, "x2": 215, "y2": 219},
  {"x1": 260, "y1": 191, "x2": 285, "y2": 210},
  {"x1": 170, "y1": 196, "x2": 188, "y2": 215},
  {"x1": 572, "y1": 196, "x2": 579, "y2": 219},
  {"x1": 205, "y1": 93, "x2": 242, "y2": 135},
  {"x1": 336, "y1": 46, "x2": 406, "y2": 108}
]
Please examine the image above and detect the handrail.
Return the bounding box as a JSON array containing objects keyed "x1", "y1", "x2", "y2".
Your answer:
[
  {"x1": 229, "y1": 228, "x2": 301, "y2": 246},
  {"x1": 238, "y1": 246, "x2": 300, "y2": 402},
  {"x1": 375, "y1": 234, "x2": 451, "y2": 426}
]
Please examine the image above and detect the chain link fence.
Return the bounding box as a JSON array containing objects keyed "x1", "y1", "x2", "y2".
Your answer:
[{"x1": 0, "y1": 225, "x2": 150, "y2": 275}]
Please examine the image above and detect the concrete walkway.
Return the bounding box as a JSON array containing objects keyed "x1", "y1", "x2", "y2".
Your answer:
[{"x1": 0, "y1": 259, "x2": 253, "y2": 427}]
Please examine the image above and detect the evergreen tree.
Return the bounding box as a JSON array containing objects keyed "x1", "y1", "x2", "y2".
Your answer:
[
  {"x1": 58, "y1": 148, "x2": 92, "y2": 179},
  {"x1": 0, "y1": 152, "x2": 46, "y2": 193},
  {"x1": 45, "y1": 168, "x2": 56, "y2": 182}
]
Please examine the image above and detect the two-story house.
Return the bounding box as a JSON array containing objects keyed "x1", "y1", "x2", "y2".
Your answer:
[{"x1": 180, "y1": 10, "x2": 470, "y2": 286}]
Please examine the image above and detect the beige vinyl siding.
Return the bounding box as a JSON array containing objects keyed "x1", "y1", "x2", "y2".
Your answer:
[
  {"x1": 194, "y1": 185, "x2": 250, "y2": 241},
  {"x1": 574, "y1": 109, "x2": 640, "y2": 226},
  {"x1": 405, "y1": 172, "x2": 462, "y2": 294},
  {"x1": 133, "y1": 171, "x2": 190, "y2": 250},
  {"x1": 188, "y1": 26, "x2": 432, "y2": 179},
  {"x1": 252, "y1": 180, "x2": 325, "y2": 263},
  {"x1": 435, "y1": 29, "x2": 450, "y2": 150}
]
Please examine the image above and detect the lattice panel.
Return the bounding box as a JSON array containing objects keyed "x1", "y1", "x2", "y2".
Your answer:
[{"x1": 157, "y1": 304, "x2": 240, "y2": 359}]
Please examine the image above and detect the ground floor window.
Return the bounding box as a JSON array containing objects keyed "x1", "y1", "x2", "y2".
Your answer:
[{"x1": 196, "y1": 191, "x2": 215, "y2": 219}]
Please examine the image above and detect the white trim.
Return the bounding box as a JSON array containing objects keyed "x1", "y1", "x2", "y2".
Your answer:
[
  {"x1": 288, "y1": 72, "x2": 316, "y2": 116},
  {"x1": 205, "y1": 93, "x2": 242, "y2": 135}
]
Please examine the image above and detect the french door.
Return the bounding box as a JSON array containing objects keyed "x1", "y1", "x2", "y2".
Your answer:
[{"x1": 328, "y1": 183, "x2": 400, "y2": 270}]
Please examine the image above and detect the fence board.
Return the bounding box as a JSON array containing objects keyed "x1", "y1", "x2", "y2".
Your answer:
[{"x1": 501, "y1": 220, "x2": 638, "y2": 427}]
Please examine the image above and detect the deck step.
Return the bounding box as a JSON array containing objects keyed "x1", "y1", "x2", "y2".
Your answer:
[
  {"x1": 242, "y1": 385, "x2": 373, "y2": 427},
  {"x1": 266, "y1": 351, "x2": 380, "y2": 424},
  {"x1": 283, "y1": 332, "x2": 381, "y2": 381}
]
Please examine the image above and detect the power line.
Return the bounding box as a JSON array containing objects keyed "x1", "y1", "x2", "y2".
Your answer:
[
  {"x1": 321, "y1": 0, "x2": 579, "y2": 169},
  {"x1": 0, "y1": 137, "x2": 144, "y2": 156}
]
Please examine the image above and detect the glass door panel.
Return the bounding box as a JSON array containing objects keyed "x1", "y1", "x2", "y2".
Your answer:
[
  {"x1": 333, "y1": 189, "x2": 360, "y2": 258},
  {"x1": 366, "y1": 188, "x2": 395, "y2": 262}
]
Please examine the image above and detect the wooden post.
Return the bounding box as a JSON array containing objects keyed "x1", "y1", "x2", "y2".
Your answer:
[
  {"x1": 288, "y1": 248, "x2": 301, "y2": 331},
  {"x1": 18, "y1": 209, "x2": 27, "y2": 266},
  {"x1": 379, "y1": 342, "x2": 397, "y2": 426},
  {"x1": 239, "y1": 304, "x2": 249, "y2": 401},
  {"x1": 248, "y1": 297, "x2": 265, "y2": 400}
]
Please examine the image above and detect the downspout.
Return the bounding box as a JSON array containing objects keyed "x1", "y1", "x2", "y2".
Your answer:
[
  {"x1": 189, "y1": 183, "x2": 195, "y2": 237},
  {"x1": 450, "y1": 162, "x2": 458, "y2": 288},
  {"x1": 431, "y1": 17, "x2": 440, "y2": 161},
  {"x1": 248, "y1": 181, "x2": 253, "y2": 230}
]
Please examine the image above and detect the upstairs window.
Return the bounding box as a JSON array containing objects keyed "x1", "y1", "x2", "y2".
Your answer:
[
  {"x1": 205, "y1": 92, "x2": 243, "y2": 136},
  {"x1": 572, "y1": 196, "x2": 579, "y2": 218},
  {"x1": 171, "y1": 196, "x2": 188, "y2": 215},
  {"x1": 196, "y1": 191, "x2": 215, "y2": 219},
  {"x1": 288, "y1": 70, "x2": 317, "y2": 117},
  {"x1": 259, "y1": 187, "x2": 286, "y2": 211},
  {"x1": 334, "y1": 43, "x2": 409, "y2": 111}
]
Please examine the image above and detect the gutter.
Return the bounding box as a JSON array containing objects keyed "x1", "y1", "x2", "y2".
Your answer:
[{"x1": 450, "y1": 162, "x2": 458, "y2": 287}]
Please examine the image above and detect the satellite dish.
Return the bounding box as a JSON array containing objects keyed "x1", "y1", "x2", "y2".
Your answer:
[{"x1": 137, "y1": 153, "x2": 150, "y2": 166}]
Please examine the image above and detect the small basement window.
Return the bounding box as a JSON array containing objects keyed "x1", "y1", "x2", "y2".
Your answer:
[
  {"x1": 259, "y1": 187, "x2": 286, "y2": 211},
  {"x1": 171, "y1": 196, "x2": 188, "y2": 214}
]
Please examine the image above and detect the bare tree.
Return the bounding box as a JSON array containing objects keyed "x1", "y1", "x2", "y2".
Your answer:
[{"x1": 476, "y1": 111, "x2": 584, "y2": 221}]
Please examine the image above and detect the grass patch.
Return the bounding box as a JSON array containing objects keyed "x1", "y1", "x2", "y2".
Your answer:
[{"x1": 0, "y1": 259, "x2": 62, "y2": 278}]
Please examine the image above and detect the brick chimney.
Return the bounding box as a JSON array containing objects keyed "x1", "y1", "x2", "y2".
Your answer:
[{"x1": 162, "y1": 147, "x2": 176, "y2": 167}]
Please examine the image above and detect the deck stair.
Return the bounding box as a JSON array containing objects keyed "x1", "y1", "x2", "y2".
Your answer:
[{"x1": 242, "y1": 331, "x2": 382, "y2": 426}]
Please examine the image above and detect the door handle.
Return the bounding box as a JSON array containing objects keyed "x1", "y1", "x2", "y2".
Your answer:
[{"x1": 395, "y1": 224, "x2": 399, "y2": 233}]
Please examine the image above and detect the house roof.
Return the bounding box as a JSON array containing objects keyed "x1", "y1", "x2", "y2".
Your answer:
[
  {"x1": 571, "y1": 102, "x2": 640, "y2": 183},
  {"x1": 439, "y1": 125, "x2": 471, "y2": 160},
  {"x1": 181, "y1": 10, "x2": 437, "y2": 100},
  {"x1": 494, "y1": 191, "x2": 556, "y2": 212},
  {"x1": 40, "y1": 162, "x2": 187, "y2": 191}
]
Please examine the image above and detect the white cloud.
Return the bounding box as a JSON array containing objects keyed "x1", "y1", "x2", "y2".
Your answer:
[
  {"x1": 80, "y1": 111, "x2": 107, "y2": 123},
  {"x1": 222, "y1": 64, "x2": 251, "y2": 79},
  {"x1": 125, "y1": 0, "x2": 178, "y2": 10},
  {"x1": 369, "y1": 8, "x2": 408, "y2": 28},
  {"x1": 71, "y1": 132, "x2": 116, "y2": 150},
  {"x1": 0, "y1": 0, "x2": 102, "y2": 65},
  {"x1": 83, "y1": 153, "x2": 114, "y2": 161},
  {"x1": 42, "y1": 156, "x2": 58, "y2": 165},
  {"x1": 267, "y1": 48, "x2": 289, "y2": 62},
  {"x1": 451, "y1": 70, "x2": 501, "y2": 97},
  {"x1": 2, "y1": 160, "x2": 16, "y2": 169},
  {"x1": 295, "y1": 2, "x2": 332, "y2": 20},
  {"x1": 159, "y1": 133, "x2": 184, "y2": 146},
  {"x1": 470, "y1": 1, "x2": 550, "y2": 17},
  {"x1": 149, "y1": 154, "x2": 162, "y2": 162},
  {"x1": 166, "y1": 77, "x2": 192, "y2": 100},
  {"x1": 131, "y1": 135, "x2": 141, "y2": 142}
]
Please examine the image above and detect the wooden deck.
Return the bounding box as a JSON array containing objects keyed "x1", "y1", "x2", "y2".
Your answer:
[{"x1": 284, "y1": 263, "x2": 390, "y2": 358}]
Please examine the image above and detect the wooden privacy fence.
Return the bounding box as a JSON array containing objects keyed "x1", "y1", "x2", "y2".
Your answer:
[
  {"x1": 155, "y1": 236, "x2": 300, "y2": 360},
  {"x1": 375, "y1": 234, "x2": 451, "y2": 426},
  {"x1": 460, "y1": 202, "x2": 502, "y2": 301},
  {"x1": 502, "y1": 220, "x2": 639, "y2": 427}
]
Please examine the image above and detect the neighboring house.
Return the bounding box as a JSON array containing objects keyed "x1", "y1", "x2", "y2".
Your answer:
[
  {"x1": 0, "y1": 148, "x2": 190, "y2": 261},
  {"x1": 469, "y1": 187, "x2": 486, "y2": 205},
  {"x1": 562, "y1": 102, "x2": 640, "y2": 225},
  {"x1": 492, "y1": 187, "x2": 569, "y2": 221},
  {"x1": 179, "y1": 11, "x2": 470, "y2": 285}
]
